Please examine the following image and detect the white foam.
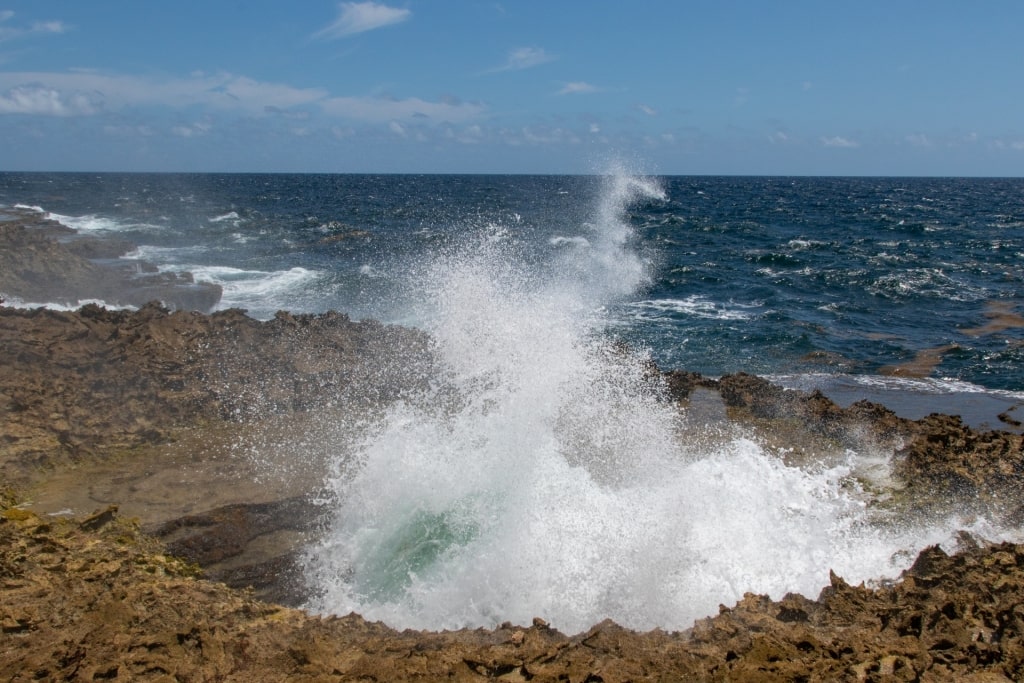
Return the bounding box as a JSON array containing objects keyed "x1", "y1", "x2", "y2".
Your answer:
[
  {"x1": 43, "y1": 210, "x2": 161, "y2": 234},
  {"x1": 869, "y1": 268, "x2": 989, "y2": 303},
  {"x1": 123, "y1": 245, "x2": 206, "y2": 263},
  {"x1": 13, "y1": 203, "x2": 45, "y2": 213},
  {"x1": 0, "y1": 296, "x2": 135, "y2": 312},
  {"x1": 549, "y1": 235, "x2": 591, "y2": 248},
  {"x1": 626, "y1": 296, "x2": 757, "y2": 321},
  {"x1": 189, "y1": 265, "x2": 321, "y2": 316},
  {"x1": 787, "y1": 238, "x2": 827, "y2": 250},
  {"x1": 842, "y1": 374, "x2": 1024, "y2": 402},
  {"x1": 209, "y1": 211, "x2": 243, "y2": 224}
]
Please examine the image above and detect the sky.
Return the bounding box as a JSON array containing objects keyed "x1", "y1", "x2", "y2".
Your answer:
[{"x1": 0, "y1": 1, "x2": 1022, "y2": 176}]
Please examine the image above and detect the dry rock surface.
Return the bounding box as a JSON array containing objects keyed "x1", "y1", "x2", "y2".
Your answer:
[{"x1": 0, "y1": 301, "x2": 434, "y2": 486}]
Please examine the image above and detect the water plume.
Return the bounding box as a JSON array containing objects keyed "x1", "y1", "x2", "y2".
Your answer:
[{"x1": 303, "y1": 169, "x2": 985, "y2": 634}]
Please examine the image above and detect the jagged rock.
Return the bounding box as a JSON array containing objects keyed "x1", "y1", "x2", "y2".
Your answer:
[{"x1": 3, "y1": 504, "x2": 1024, "y2": 681}]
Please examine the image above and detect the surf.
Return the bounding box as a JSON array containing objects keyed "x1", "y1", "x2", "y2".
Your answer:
[{"x1": 300, "y1": 169, "x2": 1007, "y2": 634}]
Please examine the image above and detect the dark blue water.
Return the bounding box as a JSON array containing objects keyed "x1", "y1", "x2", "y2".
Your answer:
[{"x1": 2, "y1": 172, "x2": 1023, "y2": 410}]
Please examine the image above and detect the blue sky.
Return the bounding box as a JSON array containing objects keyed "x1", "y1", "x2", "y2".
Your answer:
[{"x1": 0, "y1": 1, "x2": 1021, "y2": 175}]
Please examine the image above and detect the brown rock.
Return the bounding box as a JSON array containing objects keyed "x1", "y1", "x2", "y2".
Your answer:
[
  {"x1": 0, "y1": 301, "x2": 435, "y2": 488},
  {"x1": 4, "y1": 504, "x2": 1024, "y2": 681}
]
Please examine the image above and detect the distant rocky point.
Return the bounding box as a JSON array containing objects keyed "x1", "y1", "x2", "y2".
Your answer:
[{"x1": 0, "y1": 208, "x2": 222, "y2": 312}]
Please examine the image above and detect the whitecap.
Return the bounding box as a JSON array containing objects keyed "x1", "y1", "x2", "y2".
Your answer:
[
  {"x1": 13, "y1": 203, "x2": 46, "y2": 213},
  {"x1": 44, "y1": 210, "x2": 161, "y2": 234},
  {"x1": 0, "y1": 296, "x2": 135, "y2": 311},
  {"x1": 549, "y1": 235, "x2": 590, "y2": 248},
  {"x1": 209, "y1": 211, "x2": 244, "y2": 225},
  {"x1": 626, "y1": 296, "x2": 756, "y2": 321}
]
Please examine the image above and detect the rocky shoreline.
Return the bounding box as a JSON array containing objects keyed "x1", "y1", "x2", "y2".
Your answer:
[
  {"x1": 2, "y1": 215, "x2": 1024, "y2": 679},
  {"x1": 0, "y1": 207, "x2": 222, "y2": 313},
  {"x1": 2, "y1": 301, "x2": 1024, "y2": 680}
]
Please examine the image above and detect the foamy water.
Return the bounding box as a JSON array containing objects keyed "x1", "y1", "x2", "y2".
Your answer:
[{"x1": 301, "y1": 170, "x2": 1013, "y2": 634}]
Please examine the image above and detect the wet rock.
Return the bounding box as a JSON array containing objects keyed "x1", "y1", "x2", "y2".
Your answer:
[
  {"x1": 894, "y1": 412, "x2": 1024, "y2": 517},
  {"x1": 661, "y1": 369, "x2": 718, "y2": 401},
  {"x1": 0, "y1": 213, "x2": 221, "y2": 311},
  {"x1": 718, "y1": 371, "x2": 912, "y2": 449},
  {"x1": 149, "y1": 497, "x2": 322, "y2": 606},
  {"x1": 60, "y1": 234, "x2": 136, "y2": 260}
]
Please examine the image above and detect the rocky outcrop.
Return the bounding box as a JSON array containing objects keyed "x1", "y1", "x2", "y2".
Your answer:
[
  {"x1": 148, "y1": 497, "x2": 321, "y2": 606},
  {"x1": 894, "y1": 413, "x2": 1024, "y2": 521},
  {"x1": 716, "y1": 371, "x2": 1024, "y2": 524},
  {"x1": 0, "y1": 212, "x2": 222, "y2": 311},
  {"x1": 2, "y1": 505, "x2": 1023, "y2": 681},
  {"x1": 718, "y1": 371, "x2": 911, "y2": 447},
  {"x1": 0, "y1": 302, "x2": 435, "y2": 485}
]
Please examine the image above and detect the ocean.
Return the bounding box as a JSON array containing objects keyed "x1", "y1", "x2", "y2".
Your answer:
[
  {"x1": 3, "y1": 171, "x2": 1022, "y2": 423},
  {"x1": 3, "y1": 170, "x2": 1024, "y2": 632}
]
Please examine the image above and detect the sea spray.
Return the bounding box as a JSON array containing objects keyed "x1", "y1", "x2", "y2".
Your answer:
[{"x1": 303, "y1": 170, "x2": 991, "y2": 634}]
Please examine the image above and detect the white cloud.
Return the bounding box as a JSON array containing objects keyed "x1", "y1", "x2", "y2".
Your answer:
[
  {"x1": 557, "y1": 81, "x2": 597, "y2": 95},
  {"x1": 491, "y1": 46, "x2": 555, "y2": 72},
  {"x1": 905, "y1": 133, "x2": 931, "y2": 148},
  {"x1": 456, "y1": 124, "x2": 484, "y2": 143},
  {"x1": 636, "y1": 104, "x2": 657, "y2": 116},
  {"x1": 212, "y1": 75, "x2": 326, "y2": 110},
  {"x1": 768, "y1": 131, "x2": 789, "y2": 144},
  {"x1": 0, "y1": 13, "x2": 67, "y2": 42},
  {"x1": 388, "y1": 120, "x2": 406, "y2": 136},
  {"x1": 30, "y1": 21, "x2": 67, "y2": 35},
  {"x1": 313, "y1": 2, "x2": 410, "y2": 39},
  {"x1": 0, "y1": 69, "x2": 486, "y2": 129},
  {"x1": 321, "y1": 93, "x2": 484, "y2": 123},
  {"x1": 443, "y1": 124, "x2": 486, "y2": 145},
  {"x1": 0, "y1": 83, "x2": 98, "y2": 115},
  {"x1": 0, "y1": 71, "x2": 326, "y2": 115},
  {"x1": 589, "y1": 123, "x2": 601, "y2": 134},
  {"x1": 820, "y1": 135, "x2": 860, "y2": 148},
  {"x1": 993, "y1": 139, "x2": 1024, "y2": 151},
  {"x1": 171, "y1": 120, "x2": 212, "y2": 137}
]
